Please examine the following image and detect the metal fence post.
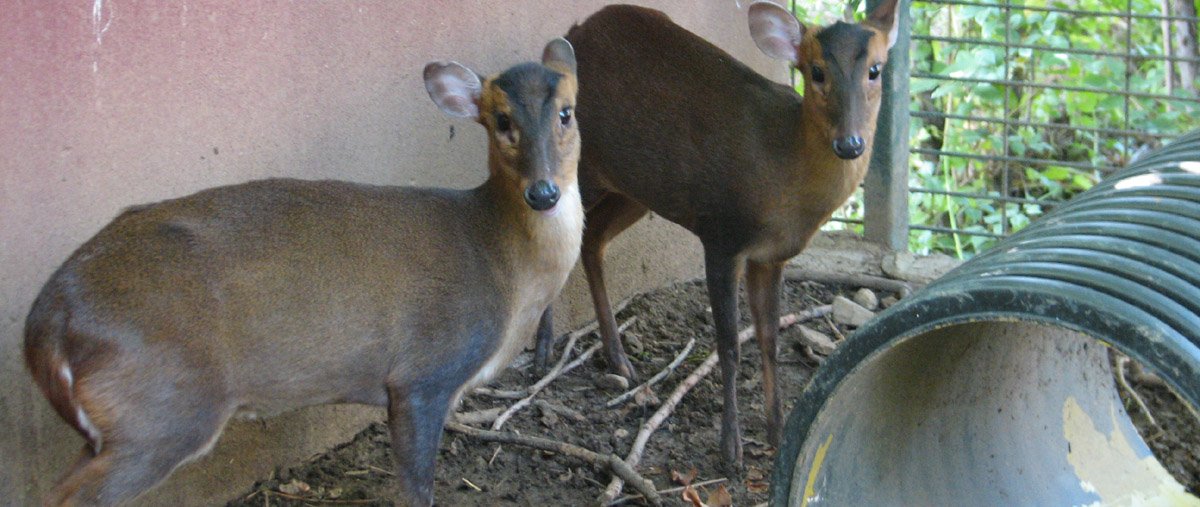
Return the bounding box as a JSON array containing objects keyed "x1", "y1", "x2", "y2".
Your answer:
[{"x1": 864, "y1": 0, "x2": 911, "y2": 251}]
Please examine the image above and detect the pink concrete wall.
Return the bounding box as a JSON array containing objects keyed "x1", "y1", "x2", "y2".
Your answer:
[{"x1": 0, "y1": 1, "x2": 787, "y2": 504}]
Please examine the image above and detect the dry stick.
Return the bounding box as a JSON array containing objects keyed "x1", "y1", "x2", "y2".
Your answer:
[
  {"x1": 461, "y1": 477, "x2": 484, "y2": 492},
  {"x1": 822, "y1": 313, "x2": 847, "y2": 342},
  {"x1": 536, "y1": 298, "x2": 635, "y2": 391},
  {"x1": 446, "y1": 421, "x2": 663, "y2": 507},
  {"x1": 534, "y1": 399, "x2": 587, "y2": 422},
  {"x1": 606, "y1": 338, "x2": 696, "y2": 408},
  {"x1": 472, "y1": 387, "x2": 528, "y2": 399},
  {"x1": 472, "y1": 319, "x2": 596, "y2": 420},
  {"x1": 598, "y1": 306, "x2": 832, "y2": 504},
  {"x1": 492, "y1": 317, "x2": 636, "y2": 430},
  {"x1": 784, "y1": 267, "x2": 913, "y2": 296},
  {"x1": 473, "y1": 298, "x2": 634, "y2": 399},
  {"x1": 366, "y1": 464, "x2": 395, "y2": 476},
  {"x1": 257, "y1": 489, "x2": 382, "y2": 505},
  {"x1": 1115, "y1": 355, "x2": 1160, "y2": 432},
  {"x1": 607, "y1": 477, "x2": 729, "y2": 506}
]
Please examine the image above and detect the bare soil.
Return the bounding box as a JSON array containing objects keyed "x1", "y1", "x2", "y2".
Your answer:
[{"x1": 226, "y1": 279, "x2": 1200, "y2": 506}]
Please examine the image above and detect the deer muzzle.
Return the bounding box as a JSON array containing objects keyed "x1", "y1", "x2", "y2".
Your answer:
[{"x1": 524, "y1": 179, "x2": 561, "y2": 211}]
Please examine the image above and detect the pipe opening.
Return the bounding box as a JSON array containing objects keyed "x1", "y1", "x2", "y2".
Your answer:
[{"x1": 788, "y1": 321, "x2": 1198, "y2": 506}]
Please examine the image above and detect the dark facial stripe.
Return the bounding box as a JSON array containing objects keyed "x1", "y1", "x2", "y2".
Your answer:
[
  {"x1": 491, "y1": 62, "x2": 567, "y2": 178},
  {"x1": 493, "y1": 62, "x2": 562, "y2": 113},
  {"x1": 817, "y1": 21, "x2": 874, "y2": 76}
]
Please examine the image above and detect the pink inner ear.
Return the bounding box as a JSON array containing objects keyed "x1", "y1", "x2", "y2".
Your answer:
[
  {"x1": 441, "y1": 95, "x2": 471, "y2": 114},
  {"x1": 762, "y1": 36, "x2": 797, "y2": 61}
]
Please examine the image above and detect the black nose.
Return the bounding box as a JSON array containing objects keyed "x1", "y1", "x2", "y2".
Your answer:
[
  {"x1": 524, "y1": 180, "x2": 560, "y2": 211},
  {"x1": 832, "y1": 135, "x2": 865, "y2": 160}
]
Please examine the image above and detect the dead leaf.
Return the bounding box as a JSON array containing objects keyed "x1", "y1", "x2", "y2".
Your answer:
[
  {"x1": 746, "y1": 480, "x2": 770, "y2": 493},
  {"x1": 681, "y1": 484, "x2": 705, "y2": 507},
  {"x1": 278, "y1": 479, "x2": 310, "y2": 495},
  {"x1": 706, "y1": 484, "x2": 733, "y2": 506},
  {"x1": 633, "y1": 387, "x2": 662, "y2": 407},
  {"x1": 671, "y1": 468, "x2": 699, "y2": 486}
]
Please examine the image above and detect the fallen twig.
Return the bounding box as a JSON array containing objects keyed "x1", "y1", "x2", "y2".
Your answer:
[
  {"x1": 366, "y1": 464, "x2": 394, "y2": 477},
  {"x1": 446, "y1": 421, "x2": 662, "y2": 506},
  {"x1": 607, "y1": 477, "x2": 728, "y2": 506},
  {"x1": 606, "y1": 338, "x2": 696, "y2": 408},
  {"x1": 598, "y1": 308, "x2": 829, "y2": 504},
  {"x1": 534, "y1": 399, "x2": 587, "y2": 422},
  {"x1": 492, "y1": 318, "x2": 635, "y2": 430},
  {"x1": 822, "y1": 314, "x2": 847, "y2": 342},
  {"x1": 1115, "y1": 355, "x2": 1160, "y2": 432},
  {"x1": 488, "y1": 444, "x2": 503, "y2": 466},
  {"x1": 472, "y1": 387, "x2": 528, "y2": 399},
  {"x1": 784, "y1": 268, "x2": 913, "y2": 296},
  {"x1": 536, "y1": 296, "x2": 635, "y2": 368},
  {"x1": 255, "y1": 489, "x2": 382, "y2": 504}
]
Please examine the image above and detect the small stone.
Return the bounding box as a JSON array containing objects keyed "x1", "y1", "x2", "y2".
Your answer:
[
  {"x1": 881, "y1": 295, "x2": 900, "y2": 308},
  {"x1": 832, "y1": 295, "x2": 875, "y2": 327},
  {"x1": 540, "y1": 408, "x2": 560, "y2": 427},
  {"x1": 596, "y1": 373, "x2": 630, "y2": 392},
  {"x1": 798, "y1": 325, "x2": 837, "y2": 355},
  {"x1": 633, "y1": 388, "x2": 661, "y2": 407},
  {"x1": 882, "y1": 251, "x2": 916, "y2": 280},
  {"x1": 852, "y1": 288, "x2": 878, "y2": 310},
  {"x1": 883, "y1": 251, "x2": 961, "y2": 283},
  {"x1": 614, "y1": 428, "x2": 629, "y2": 439},
  {"x1": 625, "y1": 332, "x2": 645, "y2": 355},
  {"x1": 278, "y1": 479, "x2": 310, "y2": 495}
]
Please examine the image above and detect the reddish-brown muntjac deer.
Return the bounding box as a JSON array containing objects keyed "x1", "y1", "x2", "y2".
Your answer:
[
  {"x1": 24, "y1": 38, "x2": 582, "y2": 507},
  {"x1": 534, "y1": 2, "x2": 900, "y2": 466}
]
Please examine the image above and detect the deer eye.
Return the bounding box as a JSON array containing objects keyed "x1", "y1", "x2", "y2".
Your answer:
[
  {"x1": 559, "y1": 106, "x2": 573, "y2": 126},
  {"x1": 811, "y1": 66, "x2": 826, "y2": 84},
  {"x1": 495, "y1": 113, "x2": 511, "y2": 132},
  {"x1": 869, "y1": 64, "x2": 881, "y2": 80}
]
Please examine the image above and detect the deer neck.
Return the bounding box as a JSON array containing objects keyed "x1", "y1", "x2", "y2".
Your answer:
[
  {"x1": 464, "y1": 174, "x2": 582, "y2": 387},
  {"x1": 476, "y1": 174, "x2": 583, "y2": 292}
]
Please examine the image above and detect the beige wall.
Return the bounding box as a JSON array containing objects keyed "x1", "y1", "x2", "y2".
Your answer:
[{"x1": 0, "y1": 1, "x2": 787, "y2": 504}]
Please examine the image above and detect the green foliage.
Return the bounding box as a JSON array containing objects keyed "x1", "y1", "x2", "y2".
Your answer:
[{"x1": 822, "y1": 0, "x2": 1200, "y2": 258}]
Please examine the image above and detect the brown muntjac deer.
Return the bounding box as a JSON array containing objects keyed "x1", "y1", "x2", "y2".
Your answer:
[
  {"x1": 24, "y1": 38, "x2": 582, "y2": 506},
  {"x1": 534, "y1": 2, "x2": 900, "y2": 466}
]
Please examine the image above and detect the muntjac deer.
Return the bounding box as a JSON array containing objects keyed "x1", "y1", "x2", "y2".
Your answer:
[
  {"x1": 24, "y1": 38, "x2": 582, "y2": 506},
  {"x1": 535, "y1": 2, "x2": 900, "y2": 466}
]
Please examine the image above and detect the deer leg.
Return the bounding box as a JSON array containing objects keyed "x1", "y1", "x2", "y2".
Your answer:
[
  {"x1": 705, "y1": 248, "x2": 745, "y2": 467},
  {"x1": 45, "y1": 382, "x2": 232, "y2": 506},
  {"x1": 386, "y1": 381, "x2": 455, "y2": 507},
  {"x1": 580, "y1": 192, "x2": 649, "y2": 380},
  {"x1": 532, "y1": 305, "x2": 556, "y2": 374},
  {"x1": 747, "y1": 259, "x2": 785, "y2": 446}
]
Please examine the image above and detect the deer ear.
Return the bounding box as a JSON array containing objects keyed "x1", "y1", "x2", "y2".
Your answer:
[
  {"x1": 424, "y1": 61, "x2": 483, "y2": 119},
  {"x1": 542, "y1": 37, "x2": 577, "y2": 75},
  {"x1": 868, "y1": 0, "x2": 901, "y2": 50},
  {"x1": 748, "y1": 1, "x2": 804, "y2": 64}
]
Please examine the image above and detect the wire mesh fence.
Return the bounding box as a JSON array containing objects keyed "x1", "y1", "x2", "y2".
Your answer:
[{"x1": 824, "y1": 0, "x2": 1200, "y2": 258}]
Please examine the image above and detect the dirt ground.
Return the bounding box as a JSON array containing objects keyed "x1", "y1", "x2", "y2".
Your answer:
[{"x1": 226, "y1": 279, "x2": 1200, "y2": 506}]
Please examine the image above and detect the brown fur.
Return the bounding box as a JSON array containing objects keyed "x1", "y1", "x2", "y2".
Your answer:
[
  {"x1": 535, "y1": 2, "x2": 899, "y2": 466},
  {"x1": 24, "y1": 40, "x2": 581, "y2": 507}
]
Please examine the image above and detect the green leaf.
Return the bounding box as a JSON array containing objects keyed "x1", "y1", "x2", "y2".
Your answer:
[{"x1": 1041, "y1": 166, "x2": 1071, "y2": 181}]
